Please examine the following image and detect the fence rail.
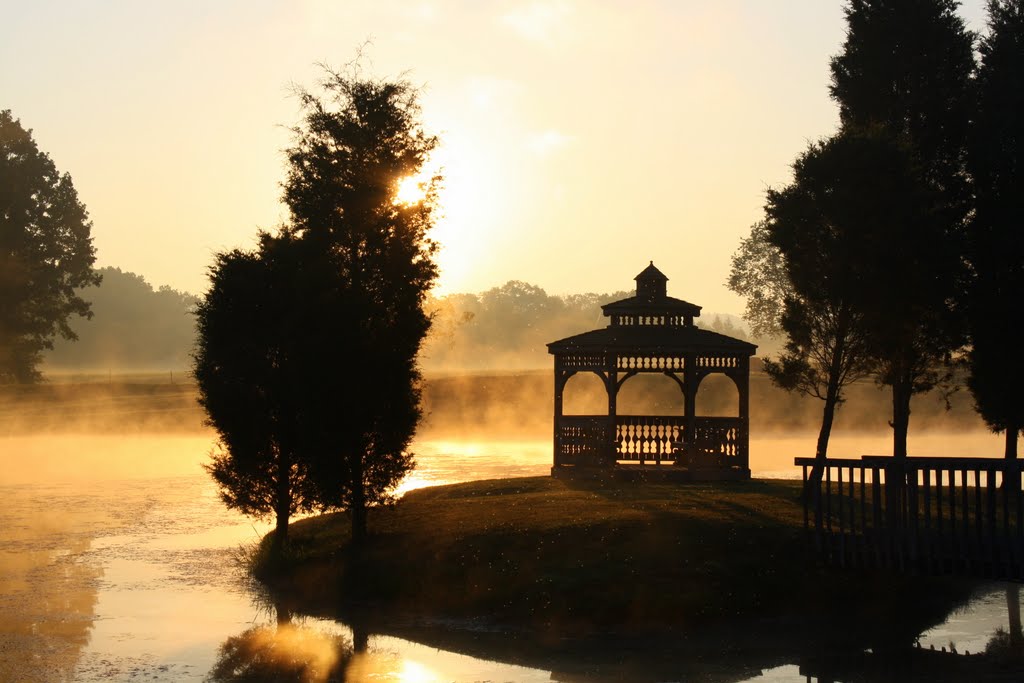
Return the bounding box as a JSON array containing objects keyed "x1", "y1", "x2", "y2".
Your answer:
[{"x1": 796, "y1": 456, "x2": 1024, "y2": 581}]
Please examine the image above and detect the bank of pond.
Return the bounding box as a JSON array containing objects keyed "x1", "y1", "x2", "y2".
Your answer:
[{"x1": 245, "y1": 476, "x2": 1024, "y2": 681}]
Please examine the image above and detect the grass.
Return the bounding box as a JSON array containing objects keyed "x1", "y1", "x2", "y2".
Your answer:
[{"x1": 261, "y1": 476, "x2": 976, "y2": 639}]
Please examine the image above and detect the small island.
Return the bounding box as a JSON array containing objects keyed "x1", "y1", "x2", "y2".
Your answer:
[{"x1": 259, "y1": 476, "x2": 973, "y2": 650}]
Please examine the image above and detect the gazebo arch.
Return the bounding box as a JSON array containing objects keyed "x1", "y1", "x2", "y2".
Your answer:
[{"x1": 547, "y1": 262, "x2": 757, "y2": 480}]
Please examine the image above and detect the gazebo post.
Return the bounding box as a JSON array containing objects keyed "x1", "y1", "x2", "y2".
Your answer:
[
  {"x1": 684, "y1": 354, "x2": 697, "y2": 457},
  {"x1": 607, "y1": 355, "x2": 618, "y2": 466},
  {"x1": 738, "y1": 358, "x2": 751, "y2": 472},
  {"x1": 553, "y1": 359, "x2": 564, "y2": 467}
]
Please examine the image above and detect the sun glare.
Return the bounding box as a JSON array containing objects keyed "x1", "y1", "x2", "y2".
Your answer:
[{"x1": 395, "y1": 174, "x2": 427, "y2": 205}]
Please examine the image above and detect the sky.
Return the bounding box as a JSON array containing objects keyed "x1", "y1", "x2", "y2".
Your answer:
[{"x1": 2, "y1": 0, "x2": 990, "y2": 315}]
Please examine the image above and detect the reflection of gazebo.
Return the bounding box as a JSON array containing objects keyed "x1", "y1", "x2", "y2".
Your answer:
[{"x1": 547, "y1": 263, "x2": 757, "y2": 480}]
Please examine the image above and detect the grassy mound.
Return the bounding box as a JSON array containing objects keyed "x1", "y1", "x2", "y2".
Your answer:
[{"x1": 265, "y1": 476, "x2": 972, "y2": 638}]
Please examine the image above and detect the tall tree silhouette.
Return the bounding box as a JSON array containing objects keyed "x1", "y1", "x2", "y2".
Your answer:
[
  {"x1": 196, "y1": 68, "x2": 439, "y2": 554},
  {"x1": 753, "y1": 136, "x2": 881, "y2": 490},
  {"x1": 197, "y1": 233, "x2": 332, "y2": 559},
  {"x1": 829, "y1": 0, "x2": 974, "y2": 458},
  {"x1": 282, "y1": 68, "x2": 439, "y2": 544},
  {"x1": 0, "y1": 110, "x2": 100, "y2": 383},
  {"x1": 966, "y1": 0, "x2": 1024, "y2": 460}
]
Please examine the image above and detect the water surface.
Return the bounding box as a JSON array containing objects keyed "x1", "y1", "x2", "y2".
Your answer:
[{"x1": 0, "y1": 432, "x2": 1018, "y2": 681}]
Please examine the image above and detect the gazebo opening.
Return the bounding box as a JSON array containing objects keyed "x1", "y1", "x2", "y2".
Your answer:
[
  {"x1": 695, "y1": 374, "x2": 741, "y2": 418},
  {"x1": 547, "y1": 262, "x2": 757, "y2": 480},
  {"x1": 616, "y1": 373, "x2": 685, "y2": 416},
  {"x1": 561, "y1": 372, "x2": 609, "y2": 415}
]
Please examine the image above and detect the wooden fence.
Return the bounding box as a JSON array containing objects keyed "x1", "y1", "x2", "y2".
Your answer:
[{"x1": 795, "y1": 456, "x2": 1024, "y2": 581}]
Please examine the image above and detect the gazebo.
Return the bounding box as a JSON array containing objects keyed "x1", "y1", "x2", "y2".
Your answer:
[{"x1": 547, "y1": 263, "x2": 757, "y2": 480}]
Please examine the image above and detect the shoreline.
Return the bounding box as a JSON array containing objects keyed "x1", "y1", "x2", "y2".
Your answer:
[{"x1": 261, "y1": 476, "x2": 978, "y2": 641}]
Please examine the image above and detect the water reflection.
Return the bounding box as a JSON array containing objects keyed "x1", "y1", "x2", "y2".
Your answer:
[
  {"x1": 0, "y1": 485, "x2": 105, "y2": 683},
  {"x1": 226, "y1": 586, "x2": 1023, "y2": 683},
  {"x1": 208, "y1": 606, "x2": 352, "y2": 683}
]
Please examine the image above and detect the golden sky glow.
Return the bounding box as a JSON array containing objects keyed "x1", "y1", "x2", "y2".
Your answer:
[{"x1": 1, "y1": 1, "x2": 988, "y2": 314}]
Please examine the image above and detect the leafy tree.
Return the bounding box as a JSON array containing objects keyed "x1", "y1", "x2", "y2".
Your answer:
[
  {"x1": 196, "y1": 68, "x2": 439, "y2": 552},
  {"x1": 731, "y1": 161, "x2": 874, "y2": 490},
  {"x1": 282, "y1": 69, "x2": 438, "y2": 544},
  {"x1": 966, "y1": 0, "x2": 1024, "y2": 459},
  {"x1": 831, "y1": 0, "x2": 974, "y2": 200},
  {"x1": 195, "y1": 235, "x2": 316, "y2": 559},
  {"x1": 727, "y1": 220, "x2": 787, "y2": 340},
  {"x1": 829, "y1": 0, "x2": 974, "y2": 457},
  {"x1": 0, "y1": 110, "x2": 100, "y2": 383}
]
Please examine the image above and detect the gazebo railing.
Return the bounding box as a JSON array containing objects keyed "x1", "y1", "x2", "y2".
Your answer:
[
  {"x1": 554, "y1": 415, "x2": 609, "y2": 466},
  {"x1": 617, "y1": 415, "x2": 684, "y2": 463},
  {"x1": 554, "y1": 415, "x2": 745, "y2": 467}
]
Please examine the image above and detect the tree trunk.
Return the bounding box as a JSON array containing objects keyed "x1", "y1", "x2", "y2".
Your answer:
[
  {"x1": 275, "y1": 600, "x2": 293, "y2": 626},
  {"x1": 1006, "y1": 422, "x2": 1020, "y2": 492},
  {"x1": 270, "y1": 505, "x2": 289, "y2": 560},
  {"x1": 351, "y1": 498, "x2": 367, "y2": 546},
  {"x1": 806, "y1": 385, "x2": 840, "y2": 499},
  {"x1": 270, "y1": 454, "x2": 291, "y2": 562},
  {"x1": 351, "y1": 456, "x2": 367, "y2": 546},
  {"x1": 805, "y1": 337, "x2": 845, "y2": 498},
  {"x1": 887, "y1": 371, "x2": 912, "y2": 529},
  {"x1": 891, "y1": 374, "x2": 911, "y2": 459}
]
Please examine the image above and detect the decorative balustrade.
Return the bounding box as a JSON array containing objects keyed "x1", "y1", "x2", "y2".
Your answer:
[
  {"x1": 694, "y1": 355, "x2": 740, "y2": 369},
  {"x1": 615, "y1": 416, "x2": 684, "y2": 463},
  {"x1": 555, "y1": 415, "x2": 745, "y2": 468},
  {"x1": 554, "y1": 416, "x2": 611, "y2": 466},
  {"x1": 691, "y1": 419, "x2": 741, "y2": 457},
  {"x1": 617, "y1": 355, "x2": 686, "y2": 371},
  {"x1": 560, "y1": 353, "x2": 608, "y2": 370}
]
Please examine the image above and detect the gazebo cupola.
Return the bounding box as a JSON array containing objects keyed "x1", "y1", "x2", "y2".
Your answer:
[
  {"x1": 636, "y1": 262, "x2": 667, "y2": 299},
  {"x1": 606, "y1": 262, "x2": 699, "y2": 328},
  {"x1": 547, "y1": 263, "x2": 757, "y2": 480}
]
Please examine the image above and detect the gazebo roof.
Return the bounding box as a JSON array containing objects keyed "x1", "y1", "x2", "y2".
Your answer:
[
  {"x1": 547, "y1": 324, "x2": 757, "y2": 355},
  {"x1": 601, "y1": 295, "x2": 702, "y2": 317},
  {"x1": 548, "y1": 262, "x2": 757, "y2": 357}
]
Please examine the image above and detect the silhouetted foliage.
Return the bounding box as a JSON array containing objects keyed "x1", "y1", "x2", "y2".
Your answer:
[
  {"x1": 283, "y1": 68, "x2": 438, "y2": 544},
  {"x1": 196, "y1": 67, "x2": 438, "y2": 552},
  {"x1": 966, "y1": 0, "x2": 1024, "y2": 459},
  {"x1": 829, "y1": 0, "x2": 974, "y2": 457},
  {"x1": 751, "y1": 142, "x2": 875, "y2": 488},
  {"x1": 0, "y1": 110, "x2": 100, "y2": 383},
  {"x1": 830, "y1": 0, "x2": 974, "y2": 203},
  {"x1": 196, "y1": 234, "x2": 329, "y2": 558},
  {"x1": 46, "y1": 267, "x2": 197, "y2": 371}
]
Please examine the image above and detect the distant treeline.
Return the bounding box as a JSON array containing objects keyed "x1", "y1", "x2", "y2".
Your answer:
[
  {"x1": 45, "y1": 267, "x2": 199, "y2": 371},
  {"x1": 422, "y1": 280, "x2": 758, "y2": 371},
  {"x1": 43, "y1": 271, "x2": 761, "y2": 373}
]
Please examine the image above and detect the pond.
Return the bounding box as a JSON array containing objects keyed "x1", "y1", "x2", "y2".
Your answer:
[{"x1": 0, "y1": 432, "x2": 1020, "y2": 681}]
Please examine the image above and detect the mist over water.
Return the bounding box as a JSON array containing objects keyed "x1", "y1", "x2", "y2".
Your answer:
[{"x1": 0, "y1": 370, "x2": 1014, "y2": 681}]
